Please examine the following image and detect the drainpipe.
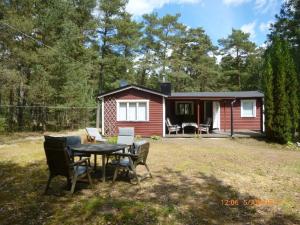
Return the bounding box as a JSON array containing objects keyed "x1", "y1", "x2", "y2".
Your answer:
[{"x1": 230, "y1": 99, "x2": 236, "y2": 137}]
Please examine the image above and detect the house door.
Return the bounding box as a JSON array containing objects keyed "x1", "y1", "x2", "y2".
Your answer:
[{"x1": 213, "y1": 101, "x2": 220, "y2": 130}]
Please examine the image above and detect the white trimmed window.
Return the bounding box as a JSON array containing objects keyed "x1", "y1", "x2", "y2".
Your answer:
[
  {"x1": 241, "y1": 100, "x2": 256, "y2": 117},
  {"x1": 117, "y1": 100, "x2": 149, "y2": 121}
]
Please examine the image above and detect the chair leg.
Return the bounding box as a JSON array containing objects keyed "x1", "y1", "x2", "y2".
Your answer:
[
  {"x1": 87, "y1": 171, "x2": 93, "y2": 186},
  {"x1": 144, "y1": 163, "x2": 152, "y2": 178},
  {"x1": 44, "y1": 175, "x2": 52, "y2": 194},
  {"x1": 71, "y1": 173, "x2": 78, "y2": 194},
  {"x1": 132, "y1": 168, "x2": 140, "y2": 186},
  {"x1": 112, "y1": 167, "x2": 119, "y2": 184}
]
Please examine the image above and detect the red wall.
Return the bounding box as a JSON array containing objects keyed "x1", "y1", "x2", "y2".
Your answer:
[
  {"x1": 104, "y1": 89, "x2": 163, "y2": 137},
  {"x1": 220, "y1": 98, "x2": 262, "y2": 131}
]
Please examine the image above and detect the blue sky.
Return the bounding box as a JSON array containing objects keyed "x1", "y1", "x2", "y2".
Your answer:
[{"x1": 126, "y1": 0, "x2": 283, "y2": 46}]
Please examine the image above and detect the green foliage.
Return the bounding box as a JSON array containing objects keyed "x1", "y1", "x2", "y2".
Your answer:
[
  {"x1": 107, "y1": 136, "x2": 118, "y2": 144},
  {"x1": 263, "y1": 0, "x2": 300, "y2": 143},
  {"x1": 218, "y1": 29, "x2": 257, "y2": 91},
  {"x1": 150, "y1": 135, "x2": 161, "y2": 141},
  {"x1": 0, "y1": 118, "x2": 7, "y2": 133},
  {"x1": 263, "y1": 37, "x2": 299, "y2": 143}
]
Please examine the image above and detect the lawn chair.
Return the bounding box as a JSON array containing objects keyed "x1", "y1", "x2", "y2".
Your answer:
[
  {"x1": 117, "y1": 127, "x2": 135, "y2": 147},
  {"x1": 44, "y1": 136, "x2": 92, "y2": 194},
  {"x1": 85, "y1": 128, "x2": 107, "y2": 143},
  {"x1": 65, "y1": 136, "x2": 91, "y2": 162},
  {"x1": 112, "y1": 140, "x2": 152, "y2": 185},
  {"x1": 199, "y1": 117, "x2": 212, "y2": 134},
  {"x1": 166, "y1": 118, "x2": 181, "y2": 134},
  {"x1": 106, "y1": 127, "x2": 135, "y2": 164}
]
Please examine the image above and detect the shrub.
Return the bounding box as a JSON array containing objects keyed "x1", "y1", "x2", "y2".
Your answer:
[
  {"x1": 150, "y1": 135, "x2": 161, "y2": 141},
  {"x1": 0, "y1": 118, "x2": 7, "y2": 133}
]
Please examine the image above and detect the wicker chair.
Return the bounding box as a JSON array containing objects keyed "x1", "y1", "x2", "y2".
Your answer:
[
  {"x1": 112, "y1": 141, "x2": 152, "y2": 185},
  {"x1": 199, "y1": 117, "x2": 212, "y2": 134},
  {"x1": 44, "y1": 136, "x2": 92, "y2": 194},
  {"x1": 166, "y1": 118, "x2": 181, "y2": 134}
]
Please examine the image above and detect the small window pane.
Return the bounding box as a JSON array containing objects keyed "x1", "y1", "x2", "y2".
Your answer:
[
  {"x1": 242, "y1": 102, "x2": 254, "y2": 117},
  {"x1": 179, "y1": 104, "x2": 185, "y2": 115},
  {"x1": 128, "y1": 102, "x2": 137, "y2": 120},
  {"x1": 185, "y1": 104, "x2": 190, "y2": 115},
  {"x1": 118, "y1": 103, "x2": 127, "y2": 120},
  {"x1": 137, "y1": 102, "x2": 147, "y2": 121}
]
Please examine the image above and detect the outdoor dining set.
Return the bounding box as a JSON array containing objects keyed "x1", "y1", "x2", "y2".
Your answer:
[{"x1": 43, "y1": 127, "x2": 152, "y2": 194}]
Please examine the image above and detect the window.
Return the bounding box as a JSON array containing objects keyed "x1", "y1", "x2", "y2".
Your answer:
[
  {"x1": 175, "y1": 101, "x2": 194, "y2": 115},
  {"x1": 241, "y1": 100, "x2": 256, "y2": 117},
  {"x1": 117, "y1": 100, "x2": 149, "y2": 121}
]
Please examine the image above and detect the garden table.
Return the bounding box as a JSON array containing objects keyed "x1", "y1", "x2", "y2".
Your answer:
[
  {"x1": 182, "y1": 122, "x2": 198, "y2": 134},
  {"x1": 71, "y1": 143, "x2": 127, "y2": 182}
]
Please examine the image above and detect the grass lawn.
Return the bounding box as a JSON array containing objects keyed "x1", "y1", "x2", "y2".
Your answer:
[{"x1": 0, "y1": 133, "x2": 300, "y2": 225}]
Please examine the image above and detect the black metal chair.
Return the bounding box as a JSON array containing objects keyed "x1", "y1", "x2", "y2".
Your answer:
[
  {"x1": 43, "y1": 136, "x2": 92, "y2": 194},
  {"x1": 112, "y1": 141, "x2": 152, "y2": 185}
]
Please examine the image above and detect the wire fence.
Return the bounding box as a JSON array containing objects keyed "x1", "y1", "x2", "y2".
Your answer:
[{"x1": 0, "y1": 105, "x2": 97, "y2": 133}]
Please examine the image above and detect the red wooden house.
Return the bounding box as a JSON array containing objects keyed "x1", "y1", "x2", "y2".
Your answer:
[{"x1": 97, "y1": 83, "x2": 264, "y2": 137}]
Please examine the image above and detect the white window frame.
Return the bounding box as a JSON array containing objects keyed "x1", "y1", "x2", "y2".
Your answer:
[
  {"x1": 175, "y1": 101, "x2": 194, "y2": 116},
  {"x1": 241, "y1": 99, "x2": 256, "y2": 118},
  {"x1": 116, "y1": 99, "x2": 149, "y2": 122}
]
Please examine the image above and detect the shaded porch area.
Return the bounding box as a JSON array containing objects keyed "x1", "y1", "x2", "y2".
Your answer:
[
  {"x1": 166, "y1": 98, "x2": 223, "y2": 135},
  {"x1": 165, "y1": 97, "x2": 264, "y2": 137}
]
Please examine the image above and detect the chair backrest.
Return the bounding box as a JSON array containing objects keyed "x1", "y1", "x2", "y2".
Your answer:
[
  {"x1": 117, "y1": 127, "x2": 134, "y2": 145},
  {"x1": 166, "y1": 118, "x2": 172, "y2": 127},
  {"x1": 65, "y1": 136, "x2": 81, "y2": 156},
  {"x1": 206, "y1": 117, "x2": 212, "y2": 126},
  {"x1": 44, "y1": 136, "x2": 72, "y2": 178},
  {"x1": 86, "y1": 128, "x2": 103, "y2": 141},
  {"x1": 133, "y1": 141, "x2": 150, "y2": 165}
]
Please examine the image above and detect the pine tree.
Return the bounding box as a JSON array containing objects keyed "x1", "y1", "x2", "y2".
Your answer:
[
  {"x1": 282, "y1": 40, "x2": 299, "y2": 136},
  {"x1": 218, "y1": 29, "x2": 256, "y2": 90},
  {"x1": 262, "y1": 52, "x2": 274, "y2": 138},
  {"x1": 270, "y1": 37, "x2": 291, "y2": 143}
]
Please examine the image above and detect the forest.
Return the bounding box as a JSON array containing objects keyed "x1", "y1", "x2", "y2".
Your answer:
[{"x1": 0, "y1": 0, "x2": 299, "y2": 143}]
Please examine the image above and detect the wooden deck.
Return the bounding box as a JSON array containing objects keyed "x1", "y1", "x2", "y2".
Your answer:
[{"x1": 165, "y1": 130, "x2": 265, "y2": 138}]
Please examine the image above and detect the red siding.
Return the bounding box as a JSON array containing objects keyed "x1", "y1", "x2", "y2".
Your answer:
[
  {"x1": 220, "y1": 98, "x2": 262, "y2": 131},
  {"x1": 104, "y1": 89, "x2": 163, "y2": 137}
]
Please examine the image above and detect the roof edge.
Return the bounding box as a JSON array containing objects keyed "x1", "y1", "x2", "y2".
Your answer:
[{"x1": 97, "y1": 85, "x2": 168, "y2": 99}]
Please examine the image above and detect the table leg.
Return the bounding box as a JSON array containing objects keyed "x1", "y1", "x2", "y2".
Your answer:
[
  {"x1": 183, "y1": 127, "x2": 184, "y2": 134},
  {"x1": 102, "y1": 154, "x2": 106, "y2": 182},
  {"x1": 94, "y1": 154, "x2": 97, "y2": 170}
]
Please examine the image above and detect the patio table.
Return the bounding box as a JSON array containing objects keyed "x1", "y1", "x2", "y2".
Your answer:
[
  {"x1": 182, "y1": 122, "x2": 198, "y2": 134},
  {"x1": 71, "y1": 143, "x2": 127, "y2": 182}
]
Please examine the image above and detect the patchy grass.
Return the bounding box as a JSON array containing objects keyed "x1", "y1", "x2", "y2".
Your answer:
[{"x1": 0, "y1": 134, "x2": 300, "y2": 225}]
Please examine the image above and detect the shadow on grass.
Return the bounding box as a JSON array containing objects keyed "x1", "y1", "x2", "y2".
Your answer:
[{"x1": 0, "y1": 161, "x2": 299, "y2": 225}]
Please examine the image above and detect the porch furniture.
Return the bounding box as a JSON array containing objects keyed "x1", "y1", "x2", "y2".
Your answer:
[
  {"x1": 43, "y1": 136, "x2": 92, "y2": 194},
  {"x1": 117, "y1": 127, "x2": 135, "y2": 149},
  {"x1": 199, "y1": 117, "x2": 212, "y2": 134},
  {"x1": 112, "y1": 141, "x2": 152, "y2": 185},
  {"x1": 71, "y1": 143, "x2": 127, "y2": 182},
  {"x1": 166, "y1": 118, "x2": 181, "y2": 134},
  {"x1": 182, "y1": 122, "x2": 198, "y2": 134},
  {"x1": 86, "y1": 127, "x2": 107, "y2": 143},
  {"x1": 106, "y1": 127, "x2": 135, "y2": 164},
  {"x1": 65, "y1": 136, "x2": 91, "y2": 162}
]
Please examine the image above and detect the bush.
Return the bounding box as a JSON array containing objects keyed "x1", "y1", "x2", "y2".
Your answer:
[
  {"x1": 0, "y1": 118, "x2": 7, "y2": 133},
  {"x1": 150, "y1": 135, "x2": 161, "y2": 141},
  {"x1": 107, "y1": 136, "x2": 117, "y2": 144}
]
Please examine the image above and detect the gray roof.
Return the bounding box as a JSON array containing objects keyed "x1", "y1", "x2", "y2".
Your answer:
[{"x1": 171, "y1": 91, "x2": 264, "y2": 98}]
